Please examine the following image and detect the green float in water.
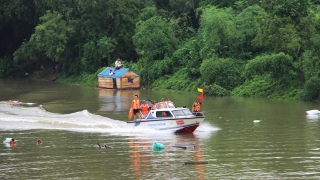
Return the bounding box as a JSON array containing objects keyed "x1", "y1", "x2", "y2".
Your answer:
[{"x1": 152, "y1": 143, "x2": 164, "y2": 151}]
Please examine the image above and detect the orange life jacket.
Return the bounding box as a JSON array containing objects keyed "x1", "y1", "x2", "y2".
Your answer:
[
  {"x1": 141, "y1": 104, "x2": 149, "y2": 114},
  {"x1": 192, "y1": 102, "x2": 201, "y2": 112},
  {"x1": 195, "y1": 102, "x2": 201, "y2": 112},
  {"x1": 132, "y1": 99, "x2": 140, "y2": 109}
]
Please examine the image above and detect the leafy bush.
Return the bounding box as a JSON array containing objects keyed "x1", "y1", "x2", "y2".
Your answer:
[
  {"x1": 33, "y1": 70, "x2": 53, "y2": 79},
  {"x1": 244, "y1": 53, "x2": 295, "y2": 80},
  {"x1": 301, "y1": 50, "x2": 320, "y2": 80},
  {"x1": 203, "y1": 84, "x2": 229, "y2": 96},
  {"x1": 232, "y1": 75, "x2": 300, "y2": 100},
  {"x1": 0, "y1": 56, "x2": 14, "y2": 78},
  {"x1": 81, "y1": 41, "x2": 103, "y2": 73},
  {"x1": 58, "y1": 67, "x2": 105, "y2": 87},
  {"x1": 152, "y1": 68, "x2": 201, "y2": 92},
  {"x1": 200, "y1": 57, "x2": 245, "y2": 90},
  {"x1": 133, "y1": 16, "x2": 178, "y2": 60},
  {"x1": 298, "y1": 77, "x2": 320, "y2": 101},
  {"x1": 171, "y1": 38, "x2": 202, "y2": 78},
  {"x1": 232, "y1": 75, "x2": 275, "y2": 97},
  {"x1": 139, "y1": 57, "x2": 174, "y2": 86},
  {"x1": 125, "y1": 61, "x2": 141, "y2": 75}
]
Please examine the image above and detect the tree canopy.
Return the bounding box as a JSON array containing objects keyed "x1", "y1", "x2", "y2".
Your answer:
[{"x1": 2, "y1": 0, "x2": 320, "y2": 101}]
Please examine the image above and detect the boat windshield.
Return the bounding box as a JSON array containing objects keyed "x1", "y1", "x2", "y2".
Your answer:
[
  {"x1": 172, "y1": 109, "x2": 193, "y2": 116},
  {"x1": 156, "y1": 102, "x2": 175, "y2": 109}
]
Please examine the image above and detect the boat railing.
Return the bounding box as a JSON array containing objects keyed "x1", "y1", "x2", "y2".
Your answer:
[
  {"x1": 192, "y1": 111, "x2": 205, "y2": 117},
  {"x1": 145, "y1": 103, "x2": 204, "y2": 120}
]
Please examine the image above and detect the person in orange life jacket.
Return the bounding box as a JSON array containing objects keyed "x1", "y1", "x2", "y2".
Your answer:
[
  {"x1": 140, "y1": 101, "x2": 149, "y2": 118},
  {"x1": 192, "y1": 99, "x2": 202, "y2": 112},
  {"x1": 191, "y1": 100, "x2": 197, "y2": 112},
  {"x1": 131, "y1": 95, "x2": 141, "y2": 121}
]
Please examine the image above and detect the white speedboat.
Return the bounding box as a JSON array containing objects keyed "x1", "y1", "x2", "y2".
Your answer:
[{"x1": 127, "y1": 102, "x2": 205, "y2": 133}]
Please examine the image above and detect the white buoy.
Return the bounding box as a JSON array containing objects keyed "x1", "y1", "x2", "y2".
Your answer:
[
  {"x1": 306, "y1": 110, "x2": 320, "y2": 115},
  {"x1": 253, "y1": 120, "x2": 261, "y2": 123}
]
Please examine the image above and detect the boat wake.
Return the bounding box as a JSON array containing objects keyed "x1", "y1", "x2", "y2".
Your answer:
[{"x1": 0, "y1": 102, "x2": 218, "y2": 136}]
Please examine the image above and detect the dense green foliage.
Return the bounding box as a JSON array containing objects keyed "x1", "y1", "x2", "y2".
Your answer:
[
  {"x1": 2, "y1": 0, "x2": 320, "y2": 101},
  {"x1": 0, "y1": 56, "x2": 13, "y2": 78},
  {"x1": 200, "y1": 57, "x2": 244, "y2": 91},
  {"x1": 299, "y1": 77, "x2": 320, "y2": 101}
]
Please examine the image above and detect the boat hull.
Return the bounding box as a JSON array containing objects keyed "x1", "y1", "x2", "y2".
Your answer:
[{"x1": 127, "y1": 117, "x2": 205, "y2": 133}]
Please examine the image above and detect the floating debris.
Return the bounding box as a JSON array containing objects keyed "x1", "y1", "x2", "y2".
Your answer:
[
  {"x1": 98, "y1": 143, "x2": 113, "y2": 149},
  {"x1": 184, "y1": 161, "x2": 208, "y2": 165},
  {"x1": 172, "y1": 144, "x2": 195, "y2": 149}
]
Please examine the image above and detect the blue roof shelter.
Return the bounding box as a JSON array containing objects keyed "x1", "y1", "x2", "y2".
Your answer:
[{"x1": 97, "y1": 67, "x2": 140, "y2": 89}]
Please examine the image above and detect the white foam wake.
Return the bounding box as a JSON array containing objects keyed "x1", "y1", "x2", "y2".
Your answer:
[{"x1": 0, "y1": 102, "x2": 218, "y2": 138}]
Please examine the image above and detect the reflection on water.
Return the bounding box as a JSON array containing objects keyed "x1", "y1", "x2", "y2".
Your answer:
[
  {"x1": 129, "y1": 138, "x2": 143, "y2": 180},
  {"x1": 98, "y1": 89, "x2": 140, "y2": 112},
  {"x1": 127, "y1": 133, "x2": 208, "y2": 180}
]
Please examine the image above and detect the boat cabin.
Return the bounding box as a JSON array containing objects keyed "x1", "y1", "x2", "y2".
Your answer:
[
  {"x1": 142, "y1": 101, "x2": 205, "y2": 120},
  {"x1": 145, "y1": 108, "x2": 195, "y2": 120}
]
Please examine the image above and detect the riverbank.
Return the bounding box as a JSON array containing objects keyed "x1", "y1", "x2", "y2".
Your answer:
[
  {"x1": 30, "y1": 67, "x2": 105, "y2": 87},
  {"x1": 29, "y1": 67, "x2": 314, "y2": 102}
]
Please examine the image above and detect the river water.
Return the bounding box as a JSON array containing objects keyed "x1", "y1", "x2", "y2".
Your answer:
[{"x1": 1, "y1": 78, "x2": 320, "y2": 179}]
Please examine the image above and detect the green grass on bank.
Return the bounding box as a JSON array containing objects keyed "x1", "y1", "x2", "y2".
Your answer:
[{"x1": 31, "y1": 67, "x2": 106, "y2": 87}]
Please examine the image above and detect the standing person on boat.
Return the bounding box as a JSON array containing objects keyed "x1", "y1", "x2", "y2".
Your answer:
[
  {"x1": 192, "y1": 100, "x2": 201, "y2": 112},
  {"x1": 158, "y1": 98, "x2": 167, "y2": 109},
  {"x1": 140, "y1": 101, "x2": 149, "y2": 119},
  {"x1": 151, "y1": 101, "x2": 157, "y2": 110},
  {"x1": 165, "y1": 97, "x2": 175, "y2": 108},
  {"x1": 131, "y1": 95, "x2": 141, "y2": 122}
]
